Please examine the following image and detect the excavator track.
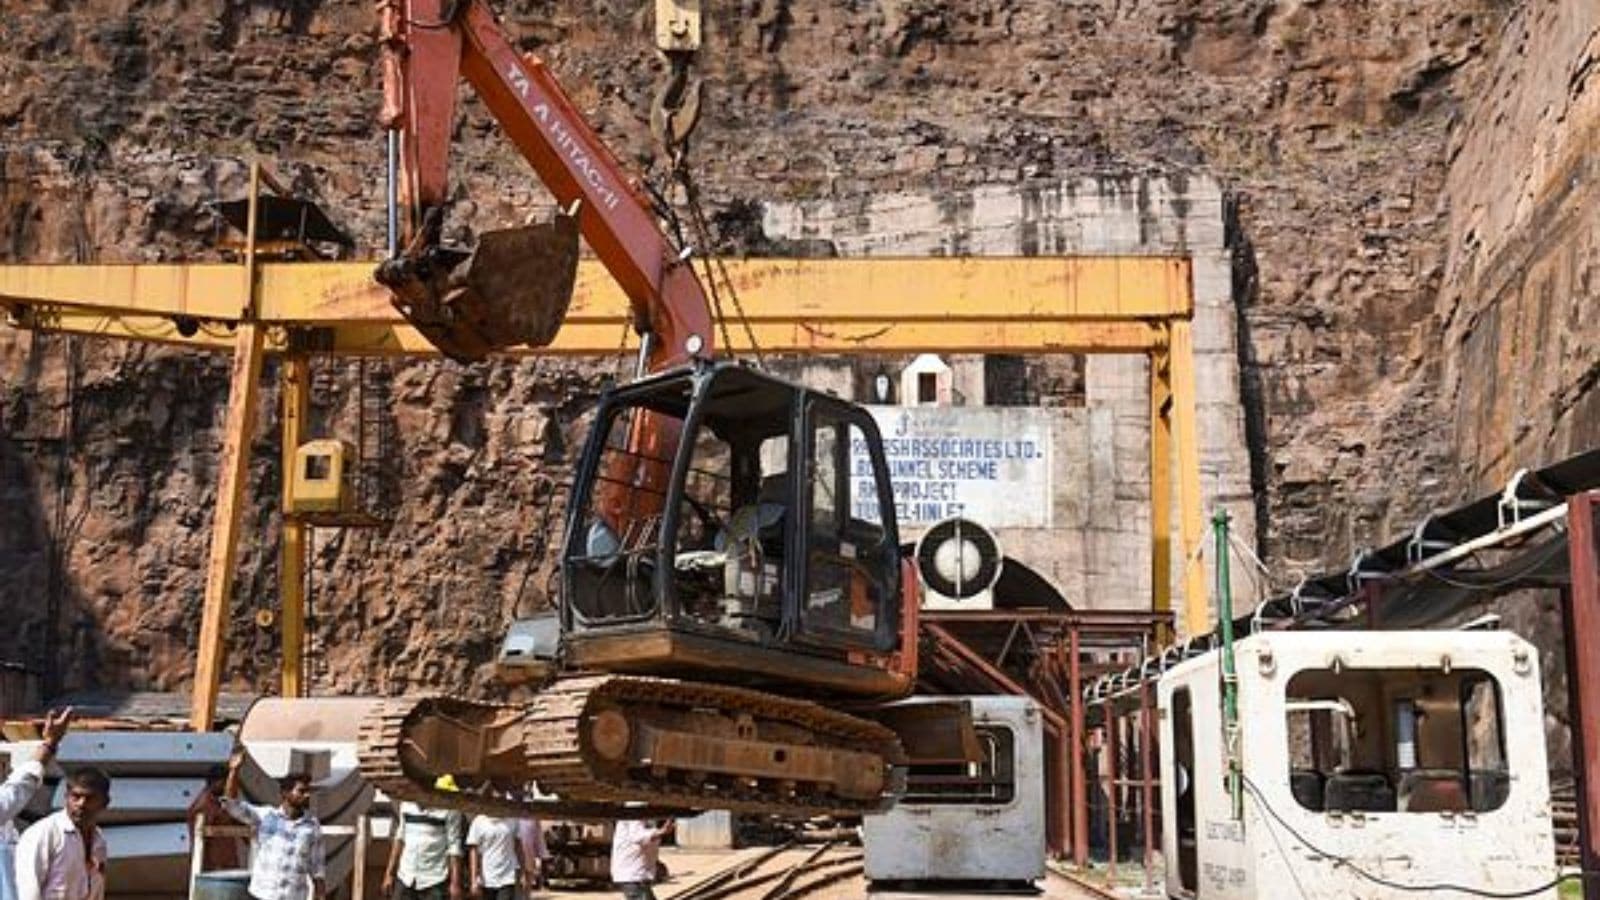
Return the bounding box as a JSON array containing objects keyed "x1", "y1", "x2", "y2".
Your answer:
[
  {"x1": 357, "y1": 693, "x2": 685, "y2": 821},
  {"x1": 358, "y1": 676, "x2": 906, "y2": 820}
]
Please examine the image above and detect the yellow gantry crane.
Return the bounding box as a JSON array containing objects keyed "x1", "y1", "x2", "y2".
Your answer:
[{"x1": 0, "y1": 165, "x2": 1207, "y2": 729}]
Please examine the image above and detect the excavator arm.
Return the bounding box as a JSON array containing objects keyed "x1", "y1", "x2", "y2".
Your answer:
[{"x1": 376, "y1": 0, "x2": 714, "y2": 367}]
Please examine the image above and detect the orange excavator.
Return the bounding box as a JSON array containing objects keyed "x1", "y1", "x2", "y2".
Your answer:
[{"x1": 355, "y1": 0, "x2": 970, "y2": 819}]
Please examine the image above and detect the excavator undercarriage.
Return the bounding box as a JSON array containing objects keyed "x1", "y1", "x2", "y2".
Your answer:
[{"x1": 357, "y1": 676, "x2": 908, "y2": 820}]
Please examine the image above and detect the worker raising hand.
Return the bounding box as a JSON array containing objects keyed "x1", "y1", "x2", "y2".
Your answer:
[{"x1": 33, "y1": 707, "x2": 72, "y2": 763}]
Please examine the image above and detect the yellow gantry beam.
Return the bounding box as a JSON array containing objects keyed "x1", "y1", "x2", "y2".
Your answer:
[
  {"x1": 1, "y1": 248, "x2": 1211, "y2": 696},
  {"x1": 0, "y1": 256, "x2": 1190, "y2": 355}
]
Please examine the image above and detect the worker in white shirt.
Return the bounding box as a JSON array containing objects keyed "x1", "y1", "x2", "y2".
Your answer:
[
  {"x1": 465, "y1": 815, "x2": 529, "y2": 900},
  {"x1": 14, "y1": 767, "x2": 109, "y2": 900},
  {"x1": 383, "y1": 776, "x2": 465, "y2": 900},
  {"x1": 0, "y1": 709, "x2": 71, "y2": 900},
  {"x1": 609, "y1": 820, "x2": 673, "y2": 900}
]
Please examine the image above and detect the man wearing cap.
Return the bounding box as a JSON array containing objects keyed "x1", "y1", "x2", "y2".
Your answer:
[{"x1": 383, "y1": 776, "x2": 465, "y2": 900}]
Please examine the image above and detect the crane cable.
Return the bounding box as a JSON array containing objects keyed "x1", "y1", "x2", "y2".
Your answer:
[
  {"x1": 674, "y1": 162, "x2": 766, "y2": 369},
  {"x1": 647, "y1": 14, "x2": 766, "y2": 370}
]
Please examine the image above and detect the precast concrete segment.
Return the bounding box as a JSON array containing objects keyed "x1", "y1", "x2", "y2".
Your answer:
[
  {"x1": 52, "y1": 730, "x2": 236, "y2": 774},
  {"x1": 239, "y1": 696, "x2": 389, "y2": 744}
]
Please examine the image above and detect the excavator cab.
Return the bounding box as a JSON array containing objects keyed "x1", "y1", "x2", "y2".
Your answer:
[{"x1": 560, "y1": 361, "x2": 911, "y2": 697}]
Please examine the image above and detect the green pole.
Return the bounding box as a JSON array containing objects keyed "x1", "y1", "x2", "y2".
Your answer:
[{"x1": 1214, "y1": 508, "x2": 1243, "y2": 820}]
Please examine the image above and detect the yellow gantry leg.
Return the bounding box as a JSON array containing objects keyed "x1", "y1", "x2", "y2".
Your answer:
[
  {"x1": 190, "y1": 323, "x2": 264, "y2": 730},
  {"x1": 279, "y1": 353, "x2": 310, "y2": 698},
  {"x1": 1168, "y1": 320, "x2": 1209, "y2": 637},
  {"x1": 1149, "y1": 346, "x2": 1174, "y2": 646}
]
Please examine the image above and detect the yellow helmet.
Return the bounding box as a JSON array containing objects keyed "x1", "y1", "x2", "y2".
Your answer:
[{"x1": 434, "y1": 774, "x2": 459, "y2": 793}]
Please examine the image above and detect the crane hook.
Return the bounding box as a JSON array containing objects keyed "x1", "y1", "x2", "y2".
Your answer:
[{"x1": 651, "y1": 52, "x2": 703, "y2": 164}]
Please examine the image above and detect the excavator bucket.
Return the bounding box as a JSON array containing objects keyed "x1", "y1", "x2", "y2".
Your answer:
[{"x1": 379, "y1": 210, "x2": 581, "y2": 362}]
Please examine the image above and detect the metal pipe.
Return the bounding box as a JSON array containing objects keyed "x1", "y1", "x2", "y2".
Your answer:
[
  {"x1": 1563, "y1": 491, "x2": 1600, "y2": 900},
  {"x1": 634, "y1": 330, "x2": 655, "y2": 379},
  {"x1": 1105, "y1": 703, "x2": 1118, "y2": 883},
  {"x1": 1140, "y1": 682, "x2": 1156, "y2": 891},
  {"x1": 1214, "y1": 508, "x2": 1242, "y2": 820},
  {"x1": 386, "y1": 130, "x2": 400, "y2": 257},
  {"x1": 1411, "y1": 503, "x2": 1567, "y2": 573},
  {"x1": 1070, "y1": 625, "x2": 1087, "y2": 867}
]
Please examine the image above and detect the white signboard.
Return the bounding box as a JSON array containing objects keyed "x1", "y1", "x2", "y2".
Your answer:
[{"x1": 850, "y1": 406, "x2": 1053, "y2": 529}]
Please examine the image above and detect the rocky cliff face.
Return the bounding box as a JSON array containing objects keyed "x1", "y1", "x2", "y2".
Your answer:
[
  {"x1": 1437, "y1": 0, "x2": 1599, "y2": 486},
  {"x1": 3, "y1": 0, "x2": 1590, "y2": 698},
  {"x1": 1431, "y1": 0, "x2": 1600, "y2": 779}
]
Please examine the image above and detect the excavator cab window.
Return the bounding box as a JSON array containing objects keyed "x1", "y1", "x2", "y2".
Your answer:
[
  {"x1": 565, "y1": 402, "x2": 678, "y2": 624},
  {"x1": 799, "y1": 400, "x2": 897, "y2": 652},
  {"x1": 564, "y1": 365, "x2": 795, "y2": 637},
  {"x1": 564, "y1": 364, "x2": 899, "y2": 659}
]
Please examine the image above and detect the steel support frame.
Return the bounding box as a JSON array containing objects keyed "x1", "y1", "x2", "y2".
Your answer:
[
  {"x1": 928, "y1": 608, "x2": 1164, "y2": 864},
  {"x1": 1104, "y1": 699, "x2": 1119, "y2": 884},
  {"x1": 1070, "y1": 626, "x2": 1088, "y2": 866},
  {"x1": 1167, "y1": 320, "x2": 1208, "y2": 636},
  {"x1": 279, "y1": 354, "x2": 310, "y2": 698},
  {"x1": 1090, "y1": 687, "x2": 1161, "y2": 889},
  {"x1": 921, "y1": 623, "x2": 1073, "y2": 855},
  {"x1": 1151, "y1": 346, "x2": 1174, "y2": 645},
  {"x1": 1566, "y1": 490, "x2": 1600, "y2": 900},
  {"x1": 190, "y1": 324, "x2": 263, "y2": 730}
]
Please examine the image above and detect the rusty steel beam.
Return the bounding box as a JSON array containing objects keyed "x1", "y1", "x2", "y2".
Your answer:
[
  {"x1": 1140, "y1": 681, "x2": 1157, "y2": 892},
  {"x1": 921, "y1": 624, "x2": 1069, "y2": 732},
  {"x1": 1104, "y1": 702, "x2": 1119, "y2": 883},
  {"x1": 1046, "y1": 722, "x2": 1069, "y2": 859},
  {"x1": 1566, "y1": 490, "x2": 1600, "y2": 900},
  {"x1": 1070, "y1": 626, "x2": 1088, "y2": 867},
  {"x1": 920, "y1": 609, "x2": 1171, "y2": 630}
]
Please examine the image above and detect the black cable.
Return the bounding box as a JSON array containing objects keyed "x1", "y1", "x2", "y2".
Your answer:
[
  {"x1": 1419, "y1": 536, "x2": 1567, "y2": 591},
  {"x1": 1242, "y1": 775, "x2": 1598, "y2": 898}
]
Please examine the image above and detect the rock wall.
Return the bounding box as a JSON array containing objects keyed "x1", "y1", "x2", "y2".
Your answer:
[
  {"x1": 5, "y1": 0, "x2": 1587, "y2": 696},
  {"x1": 1437, "y1": 0, "x2": 1599, "y2": 489},
  {"x1": 1432, "y1": 0, "x2": 1600, "y2": 780}
]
